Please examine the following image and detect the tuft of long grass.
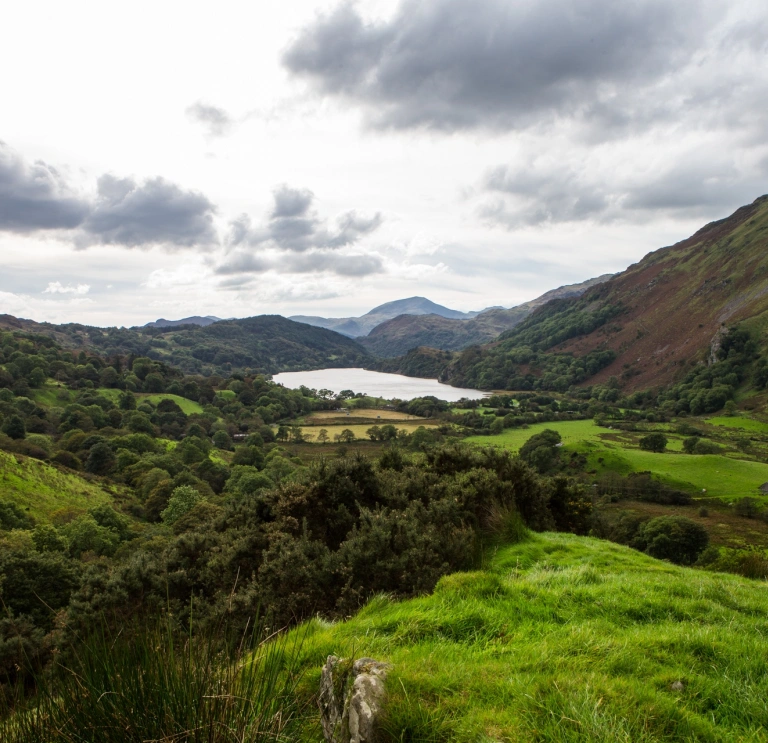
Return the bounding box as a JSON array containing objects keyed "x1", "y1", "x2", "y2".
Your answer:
[{"x1": 1, "y1": 617, "x2": 310, "y2": 743}]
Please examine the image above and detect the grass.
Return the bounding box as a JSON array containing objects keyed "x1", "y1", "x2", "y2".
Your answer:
[
  {"x1": 469, "y1": 419, "x2": 768, "y2": 502},
  {"x1": 2, "y1": 620, "x2": 310, "y2": 743},
  {"x1": 0, "y1": 450, "x2": 113, "y2": 521},
  {"x1": 583, "y1": 445, "x2": 768, "y2": 503},
  {"x1": 292, "y1": 532, "x2": 768, "y2": 742},
  {"x1": 30, "y1": 382, "x2": 72, "y2": 407},
  {"x1": 706, "y1": 416, "x2": 768, "y2": 433},
  {"x1": 139, "y1": 393, "x2": 204, "y2": 415},
  {"x1": 306, "y1": 408, "x2": 426, "y2": 422},
  {"x1": 465, "y1": 419, "x2": 609, "y2": 450}
]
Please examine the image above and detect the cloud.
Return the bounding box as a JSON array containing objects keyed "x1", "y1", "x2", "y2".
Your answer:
[
  {"x1": 283, "y1": 0, "x2": 719, "y2": 133},
  {"x1": 481, "y1": 162, "x2": 613, "y2": 226},
  {"x1": 186, "y1": 102, "x2": 234, "y2": 137},
  {"x1": 282, "y1": 251, "x2": 384, "y2": 276},
  {"x1": 79, "y1": 174, "x2": 218, "y2": 249},
  {"x1": 271, "y1": 184, "x2": 314, "y2": 218},
  {"x1": 43, "y1": 282, "x2": 90, "y2": 295},
  {"x1": 224, "y1": 184, "x2": 382, "y2": 253},
  {"x1": 0, "y1": 143, "x2": 219, "y2": 249},
  {"x1": 479, "y1": 148, "x2": 768, "y2": 228},
  {"x1": 0, "y1": 141, "x2": 90, "y2": 231}
]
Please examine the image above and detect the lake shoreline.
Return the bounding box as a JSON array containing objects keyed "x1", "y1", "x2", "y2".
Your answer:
[{"x1": 272, "y1": 367, "x2": 488, "y2": 402}]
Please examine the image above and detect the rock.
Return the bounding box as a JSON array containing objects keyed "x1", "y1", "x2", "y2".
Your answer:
[
  {"x1": 759, "y1": 482, "x2": 768, "y2": 494},
  {"x1": 670, "y1": 680, "x2": 685, "y2": 692},
  {"x1": 319, "y1": 655, "x2": 390, "y2": 743}
]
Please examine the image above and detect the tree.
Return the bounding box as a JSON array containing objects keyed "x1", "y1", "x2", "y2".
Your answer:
[
  {"x1": 29, "y1": 367, "x2": 46, "y2": 388},
  {"x1": 119, "y1": 391, "x2": 137, "y2": 410},
  {"x1": 317, "y1": 428, "x2": 329, "y2": 444},
  {"x1": 161, "y1": 485, "x2": 202, "y2": 524},
  {"x1": 366, "y1": 425, "x2": 381, "y2": 441},
  {"x1": 85, "y1": 442, "x2": 117, "y2": 475},
  {"x1": 2, "y1": 414, "x2": 26, "y2": 440},
  {"x1": 519, "y1": 429, "x2": 561, "y2": 474},
  {"x1": 633, "y1": 516, "x2": 709, "y2": 565},
  {"x1": 338, "y1": 428, "x2": 356, "y2": 443},
  {"x1": 639, "y1": 433, "x2": 668, "y2": 452},
  {"x1": 212, "y1": 430, "x2": 233, "y2": 450},
  {"x1": 682, "y1": 436, "x2": 700, "y2": 454}
]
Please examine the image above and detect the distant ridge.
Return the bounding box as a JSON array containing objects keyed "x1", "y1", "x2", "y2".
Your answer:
[
  {"x1": 144, "y1": 316, "x2": 223, "y2": 328},
  {"x1": 360, "y1": 275, "x2": 615, "y2": 357},
  {"x1": 290, "y1": 296, "x2": 491, "y2": 337}
]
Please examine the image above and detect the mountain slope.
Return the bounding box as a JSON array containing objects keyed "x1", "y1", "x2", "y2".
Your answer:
[
  {"x1": 360, "y1": 275, "x2": 614, "y2": 357},
  {"x1": 290, "y1": 296, "x2": 483, "y2": 337},
  {"x1": 444, "y1": 195, "x2": 768, "y2": 392},
  {"x1": 0, "y1": 314, "x2": 369, "y2": 376}
]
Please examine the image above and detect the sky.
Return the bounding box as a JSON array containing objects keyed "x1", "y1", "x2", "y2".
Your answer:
[{"x1": 1, "y1": 0, "x2": 767, "y2": 327}]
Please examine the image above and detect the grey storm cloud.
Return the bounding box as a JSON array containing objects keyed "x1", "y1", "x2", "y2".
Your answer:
[
  {"x1": 225, "y1": 185, "x2": 382, "y2": 252},
  {"x1": 80, "y1": 174, "x2": 218, "y2": 248},
  {"x1": 283, "y1": 0, "x2": 718, "y2": 132},
  {"x1": 0, "y1": 141, "x2": 90, "y2": 231},
  {"x1": 0, "y1": 142, "x2": 218, "y2": 249},
  {"x1": 185, "y1": 102, "x2": 235, "y2": 137}
]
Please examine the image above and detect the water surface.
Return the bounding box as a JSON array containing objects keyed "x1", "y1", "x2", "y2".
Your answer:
[{"x1": 272, "y1": 368, "x2": 487, "y2": 402}]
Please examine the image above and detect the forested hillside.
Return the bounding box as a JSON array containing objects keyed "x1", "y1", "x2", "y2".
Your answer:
[{"x1": 0, "y1": 314, "x2": 369, "y2": 377}]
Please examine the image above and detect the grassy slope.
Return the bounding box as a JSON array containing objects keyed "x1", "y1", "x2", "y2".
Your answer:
[
  {"x1": 468, "y1": 420, "x2": 768, "y2": 502},
  {"x1": 294, "y1": 533, "x2": 768, "y2": 742},
  {"x1": 706, "y1": 416, "x2": 768, "y2": 433},
  {"x1": 0, "y1": 450, "x2": 113, "y2": 521}
]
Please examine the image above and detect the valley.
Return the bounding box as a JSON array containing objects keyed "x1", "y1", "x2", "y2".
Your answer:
[{"x1": 4, "y1": 197, "x2": 768, "y2": 741}]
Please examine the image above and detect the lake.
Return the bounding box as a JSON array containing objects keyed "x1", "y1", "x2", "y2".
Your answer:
[{"x1": 272, "y1": 368, "x2": 488, "y2": 402}]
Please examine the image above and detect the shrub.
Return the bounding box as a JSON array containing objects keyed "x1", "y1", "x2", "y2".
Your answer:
[
  {"x1": 734, "y1": 497, "x2": 759, "y2": 519},
  {"x1": 2, "y1": 415, "x2": 26, "y2": 440},
  {"x1": 633, "y1": 516, "x2": 709, "y2": 565}
]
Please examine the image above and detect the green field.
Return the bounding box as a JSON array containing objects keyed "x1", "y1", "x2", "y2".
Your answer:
[
  {"x1": 589, "y1": 446, "x2": 768, "y2": 502},
  {"x1": 299, "y1": 421, "x2": 439, "y2": 442},
  {"x1": 293, "y1": 532, "x2": 768, "y2": 741},
  {"x1": 31, "y1": 382, "x2": 73, "y2": 407},
  {"x1": 466, "y1": 419, "x2": 609, "y2": 450},
  {"x1": 139, "y1": 393, "x2": 204, "y2": 415},
  {"x1": 0, "y1": 450, "x2": 113, "y2": 521},
  {"x1": 706, "y1": 415, "x2": 768, "y2": 433},
  {"x1": 468, "y1": 420, "x2": 768, "y2": 501}
]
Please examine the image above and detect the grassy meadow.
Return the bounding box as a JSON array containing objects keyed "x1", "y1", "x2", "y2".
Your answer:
[
  {"x1": 0, "y1": 449, "x2": 114, "y2": 521},
  {"x1": 292, "y1": 532, "x2": 768, "y2": 742},
  {"x1": 468, "y1": 419, "x2": 768, "y2": 503}
]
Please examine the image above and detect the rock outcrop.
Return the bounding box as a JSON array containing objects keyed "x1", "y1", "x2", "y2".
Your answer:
[{"x1": 319, "y1": 655, "x2": 390, "y2": 743}]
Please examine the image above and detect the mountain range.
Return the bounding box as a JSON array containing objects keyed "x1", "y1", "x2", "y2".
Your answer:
[
  {"x1": 432, "y1": 195, "x2": 768, "y2": 392},
  {"x1": 358, "y1": 275, "x2": 614, "y2": 357},
  {"x1": 3, "y1": 196, "x2": 768, "y2": 393},
  {"x1": 289, "y1": 296, "x2": 491, "y2": 337}
]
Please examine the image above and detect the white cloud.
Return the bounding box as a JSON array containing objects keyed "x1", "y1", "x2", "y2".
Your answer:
[{"x1": 43, "y1": 281, "x2": 90, "y2": 294}]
